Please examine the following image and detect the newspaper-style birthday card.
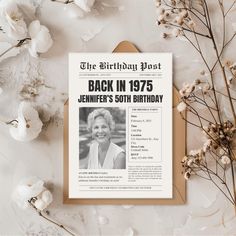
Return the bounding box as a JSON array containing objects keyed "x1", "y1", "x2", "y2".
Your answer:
[{"x1": 69, "y1": 53, "x2": 172, "y2": 199}]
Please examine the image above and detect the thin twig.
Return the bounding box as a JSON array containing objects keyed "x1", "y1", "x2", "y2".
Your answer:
[
  {"x1": 51, "y1": 0, "x2": 74, "y2": 4},
  {"x1": 224, "y1": 0, "x2": 236, "y2": 16},
  {"x1": 0, "y1": 38, "x2": 31, "y2": 58},
  {"x1": 28, "y1": 200, "x2": 76, "y2": 236}
]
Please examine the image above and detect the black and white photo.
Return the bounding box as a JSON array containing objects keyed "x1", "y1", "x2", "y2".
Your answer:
[{"x1": 79, "y1": 107, "x2": 126, "y2": 169}]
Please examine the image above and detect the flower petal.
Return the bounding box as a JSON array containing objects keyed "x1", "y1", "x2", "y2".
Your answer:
[
  {"x1": 28, "y1": 20, "x2": 41, "y2": 38},
  {"x1": 27, "y1": 20, "x2": 53, "y2": 56},
  {"x1": 41, "y1": 190, "x2": 53, "y2": 205},
  {"x1": 12, "y1": 176, "x2": 45, "y2": 209},
  {"x1": 34, "y1": 198, "x2": 47, "y2": 211}
]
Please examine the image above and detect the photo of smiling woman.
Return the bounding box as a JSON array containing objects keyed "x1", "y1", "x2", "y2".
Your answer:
[{"x1": 79, "y1": 107, "x2": 126, "y2": 169}]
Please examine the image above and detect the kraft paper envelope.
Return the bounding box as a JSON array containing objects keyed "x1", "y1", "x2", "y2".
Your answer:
[{"x1": 63, "y1": 41, "x2": 186, "y2": 204}]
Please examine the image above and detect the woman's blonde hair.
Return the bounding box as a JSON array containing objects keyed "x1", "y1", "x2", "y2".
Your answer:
[{"x1": 87, "y1": 108, "x2": 115, "y2": 132}]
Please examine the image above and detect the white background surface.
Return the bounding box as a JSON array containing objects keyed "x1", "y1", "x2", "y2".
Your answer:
[{"x1": 0, "y1": 0, "x2": 236, "y2": 235}]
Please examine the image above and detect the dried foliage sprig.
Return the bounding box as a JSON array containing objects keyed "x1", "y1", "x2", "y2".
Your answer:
[
  {"x1": 12, "y1": 177, "x2": 77, "y2": 236},
  {"x1": 28, "y1": 199, "x2": 76, "y2": 236},
  {"x1": 0, "y1": 38, "x2": 31, "y2": 58},
  {"x1": 156, "y1": 0, "x2": 236, "y2": 208}
]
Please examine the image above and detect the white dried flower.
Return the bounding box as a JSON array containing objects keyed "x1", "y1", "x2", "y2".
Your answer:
[
  {"x1": 177, "y1": 101, "x2": 186, "y2": 112},
  {"x1": 161, "y1": 32, "x2": 169, "y2": 38},
  {"x1": 174, "y1": 16, "x2": 184, "y2": 25},
  {"x1": 203, "y1": 139, "x2": 212, "y2": 152},
  {"x1": 41, "y1": 190, "x2": 53, "y2": 205},
  {"x1": 181, "y1": 156, "x2": 188, "y2": 163},
  {"x1": 12, "y1": 176, "x2": 44, "y2": 209},
  {"x1": 156, "y1": 7, "x2": 165, "y2": 15},
  {"x1": 194, "y1": 79, "x2": 201, "y2": 85},
  {"x1": 172, "y1": 28, "x2": 181, "y2": 37},
  {"x1": 179, "y1": 83, "x2": 195, "y2": 97},
  {"x1": 187, "y1": 159, "x2": 194, "y2": 166},
  {"x1": 189, "y1": 149, "x2": 202, "y2": 156},
  {"x1": 185, "y1": 84, "x2": 195, "y2": 94},
  {"x1": 156, "y1": 1, "x2": 162, "y2": 8},
  {"x1": 157, "y1": 14, "x2": 165, "y2": 25},
  {"x1": 184, "y1": 171, "x2": 191, "y2": 180},
  {"x1": 34, "y1": 190, "x2": 53, "y2": 211},
  {"x1": 180, "y1": 10, "x2": 188, "y2": 18},
  {"x1": 74, "y1": 0, "x2": 95, "y2": 13},
  {"x1": 0, "y1": 0, "x2": 27, "y2": 40},
  {"x1": 229, "y1": 62, "x2": 236, "y2": 70},
  {"x1": 9, "y1": 101, "x2": 43, "y2": 142},
  {"x1": 219, "y1": 148, "x2": 225, "y2": 156},
  {"x1": 164, "y1": 11, "x2": 170, "y2": 17},
  {"x1": 12, "y1": 177, "x2": 53, "y2": 211},
  {"x1": 188, "y1": 20, "x2": 196, "y2": 29},
  {"x1": 202, "y1": 83, "x2": 211, "y2": 93},
  {"x1": 34, "y1": 198, "x2": 47, "y2": 211},
  {"x1": 221, "y1": 155, "x2": 231, "y2": 165},
  {"x1": 28, "y1": 20, "x2": 53, "y2": 57}
]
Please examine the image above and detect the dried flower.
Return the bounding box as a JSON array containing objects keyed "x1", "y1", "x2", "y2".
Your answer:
[
  {"x1": 28, "y1": 20, "x2": 53, "y2": 57},
  {"x1": 184, "y1": 171, "x2": 191, "y2": 180},
  {"x1": 179, "y1": 82, "x2": 195, "y2": 98},
  {"x1": 188, "y1": 20, "x2": 196, "y2": 29},
  {"x1": 157, "y1": 14, "x2": 165, "y2": 25},
  {"x1": 161, "y1": 32, "x2": 169, "y2": 38},
  {"x1": 12, "y1": 177, "x2": 75, "y2": 235},
  {"x1": 229, "y1": 62, "x2": 236, "y2": 70},
  {"x1": 202, "y1": 83, "x2": 211, "y2": 93},
  {"x1": 177, "y1": 101, "x2": 186, "y2": 112},
  {"x1": 181, "y1": 156, "x2": 188, "y2": 163},
  {"x1": 202, "y1": 139, "x2": 212, "y2": 152},
  {"x1": 174, "y1": 16, "x2": 184, "y2": 25},
  {"x1": 34, "y1": 190, "x2": 53, "y2": 211},
  {"x1": 172, "y1": 28, "x2": 181, "y2": 37},
  {"x1": 189, "y1": 149, "x2": 203, "y2": 158},
  {"x1": 156, "y1": 7, "x2": 165, "y2": 15},
  {"x1": 12, "y1": 176, "x2": 45, "y2": 209},
  {"x1": 9, "y1": 101, "x2": 43, "y2": 142},
  {"x1": 221, "y1": 155, "x2": 231, "y2": 165},
  {"x1": 0, "y1": 0, "x2": 27, "y2": 40},
  {"x1": 187, "y1": 159, "x2": 194, "y2": 167},
  {"x1": 12, "y1": 176, "x2": 53, "y2": 211},
  {"x1": 180, "y1": 10, "x2": 188, "y2": 18},
  {"x1": 224, "y1": 60, "x2": 233, "y2": 68},
  {"x1": 156, "y1": 0, "x2": 236, "y2": 208},
  {"x1": 194, "y1": 79, "x2": 201, "y2": 85}
]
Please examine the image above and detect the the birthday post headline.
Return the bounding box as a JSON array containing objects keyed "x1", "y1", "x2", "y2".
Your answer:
[{"x1": 78, "y1": 61, "x2": 164, "y2": 103}]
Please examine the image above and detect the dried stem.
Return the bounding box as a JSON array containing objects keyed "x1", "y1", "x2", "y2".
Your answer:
[
  {"x1": 0, "y1": 38, "x2": 31, "y2": 58},
  {"x1": 157, "y1": 0, "x2": 236, "y2": 208},
  {"x1": 51, "y1": 0, "x2": 74, "y2": 4},
  {"x1": 28, "y1": 200, "x2": 77, "y2": 236}
]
